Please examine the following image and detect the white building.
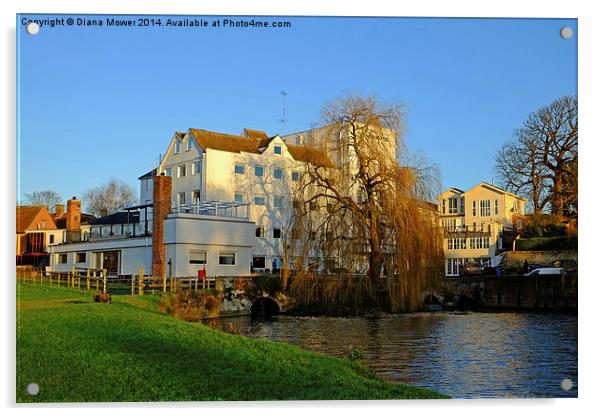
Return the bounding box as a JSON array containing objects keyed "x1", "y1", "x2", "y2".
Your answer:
[
  {"x1": 139, "y1": 127, "x2": 335, "y2": 273},
  {"x1": 437, "y1": 182, "x2": 527, "y2": 276}
]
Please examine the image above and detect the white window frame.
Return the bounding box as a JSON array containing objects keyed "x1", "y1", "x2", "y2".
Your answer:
[
  {"x1": 273, "y1": 228, "x2": 282, "y2": 239},
  {"x1": 219, "y1": 252, "x2": 236, "y2": 266},
  {"x1": 177, "y1": 192, "x2": 186, "y2": 205},
  {"x1": 192, "y1": 161, "x2": 201, "y2": 175},
  {"x1": 189, "y1": 250, "x2": 207, "y2": 265},
  {"x1": 177, "y1": 164, "x2": 186, "y2": 178},
  {"x1": 174, "y1": 140, "x2": 181, "y2": 154},
  {"x1": 192, "y1": 190, "x2": 201, "y2": 204},
  {"x1": 186, "y1": 138, "x2": 193, "y2": 151}
]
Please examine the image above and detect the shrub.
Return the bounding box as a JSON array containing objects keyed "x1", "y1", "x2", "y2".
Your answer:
[
  {"x1": 516, "y1": 236, "x2": 577, "y2": 251},
  {"x1": 159, "y1": 291, "x2": 221, "y2": 321}
]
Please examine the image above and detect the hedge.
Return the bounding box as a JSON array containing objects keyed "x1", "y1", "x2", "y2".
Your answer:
[{"x1": 516, "y1": 236, "x2": 578, "y2": 251}]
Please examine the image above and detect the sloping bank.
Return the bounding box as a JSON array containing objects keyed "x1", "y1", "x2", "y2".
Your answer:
[{"x1": 16, "y1": 283, "x2": 447, "y2": 402}]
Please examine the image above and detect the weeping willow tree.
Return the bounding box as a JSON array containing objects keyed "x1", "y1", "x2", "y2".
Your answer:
[{"x1": 284, "y1": 96, "x2": 444, "y2": 312}]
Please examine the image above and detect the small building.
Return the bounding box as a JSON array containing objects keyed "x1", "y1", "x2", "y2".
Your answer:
[
  {"x1": 16, "y1": 205, "x2": 57, "y2": 267},
  {"x1": 437, "y1": 182, "x2": 527, "y2": 276},
  {"x1": 49, "y1": 175, "x2": 255, "y2": 278}
]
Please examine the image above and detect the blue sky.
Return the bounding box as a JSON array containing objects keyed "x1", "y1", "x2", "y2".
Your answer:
[{"x1": 17, "y1": 15, "x2": 577, "y2": 203}]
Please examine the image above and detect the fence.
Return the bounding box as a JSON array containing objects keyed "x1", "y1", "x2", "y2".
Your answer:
[{"x1": 16, "y1": 266, "x2": 229, "y2": 296}]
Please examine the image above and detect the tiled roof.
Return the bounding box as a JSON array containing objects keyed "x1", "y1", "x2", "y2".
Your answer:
[
  {"x1": 189, "y1": 128, "x2": 335, "y2": 168},
  {"x1": 54, "y1": 213, "x2": 96, "y2": 229},
  {"x1": 16, "y1": 206, "x2": 54, "y2": 233},
  {"x1": 242, "y1": 128, "x2": 268, "y2": 140},
  {"x1": 286, "y1": 144, "x2": 335, "y2": 168},
  {"x1": 190, "y1": 129, "x2": 262, "y2": 154}
]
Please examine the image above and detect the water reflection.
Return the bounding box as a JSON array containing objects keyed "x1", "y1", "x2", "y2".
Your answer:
[{"x1": 215, "y1": 312, "x2": 577, "y2": 398}]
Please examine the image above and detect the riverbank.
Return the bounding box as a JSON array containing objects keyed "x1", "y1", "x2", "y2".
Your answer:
[{"x1": 16, "y1": 282, "x2": 447, "y2": 402}]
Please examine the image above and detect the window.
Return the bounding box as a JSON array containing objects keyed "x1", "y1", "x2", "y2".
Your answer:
[
  {"x1": 274, "y1": 196, "x2": 284, "y2": 208},
  {"x1": 49, "y1": 234, "x2": 55, "y2": 244},
  {"x1": 274, "y1": 167, "x2": 283, "y2": 179},
  {"x1": 234, "y1": 192, "x2": 245, "y2": 203},
  {"x1": 164, "y1": 167, "x2": 172, "y2": 177},
  {"x1": 295, "y1": 136, "x2": 302, "y2": 145},
  {"x1": 57, "y1": 253, "x2": 68, "y2": 264},
  {"x1": 76, "y1": 252, "x2": 86, "y2": 263},
  {"x1": 274, "y1": 145, "x2": 282, "y2": 154},
  {"x1": 177, "y1": 192, "x2": 186, "y2": 205},
  {"x1": 189, "y1": 250, "x2": 207, "y2": 265},
  {"x1": 460, "y1": 198, "x2": 465, "y2": 214},
  {"x1": 145, "y1": 179, "x2": 152, "y2": 190},
  {"x1": 192, "y1": 190, "x2": 201, "y2": 203},
  {"x1": 254, "y1": 196, "x2": 266, "y2": 205},
  {"x1": 448, "y1": 198, "x2": 458, "y2": 214},
  {"x1": 480, "y1": 200, "x2": 491, "y2": 216},
  {"x1": 177, "y1": 164, "x2": 186, "y2": 178},
  {"x1": 174, "y1": 140, "x2": 181, "y2": 154},
  {"x1": 192, "y1": 161, "x2": 201, "y2": 175},
  {"x1": 494, "y1": 199, "x2": 499, "y2": 216},
  {"x1": 442, "y1": 199, "x2": 446, "y2": 214},
  {"x1": 219, "y1": 252, "x2": 236, "y2": 265},
  {"x1": 256, "y1": 226, "x2": 265, "y2": 237},
  {"x1": 186, "y1": 138, "x2": 193, "y2": 151},
  {"x1": 309, "y1": 201, "x2": 317, "y2": 211},
  {"x1": 472, "y1": 201, "x2": 477, "y2": 216},
  {"x1": 255, "y1": 165, "x2": 264, "y2": 177},
  {"x1": 273, "y1": 228, "x2": 282, "y2": 239},
  {"x1": 235, "y1": 164, "x2": 245, "y2": 174},
  {"x1": 291, "y1": 171, "x2": 300, "y2": 181}
]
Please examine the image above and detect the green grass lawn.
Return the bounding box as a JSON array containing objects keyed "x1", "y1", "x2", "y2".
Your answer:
[{"x1": 16, "y1": 282, "x2": 447, "y2": 402}]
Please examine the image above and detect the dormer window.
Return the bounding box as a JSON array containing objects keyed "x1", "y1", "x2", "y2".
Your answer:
[
  {"x1": 174, "y1": 140, "x2": 181, "y2": 154},
  {"x1": 186, "y1": 138, "x2": 192, "y2": 151}
]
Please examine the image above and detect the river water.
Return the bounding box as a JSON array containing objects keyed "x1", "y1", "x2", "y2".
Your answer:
[{"x1": 215, "y1": 312, "x2": 577, "y2": 398}]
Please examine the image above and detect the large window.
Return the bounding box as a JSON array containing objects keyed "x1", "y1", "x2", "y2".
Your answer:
[
  {"x1": 76, "y1": 252, "x2": 86, "y2": 263},
  {"x1": 235, "y1": 164, "x2": 245, "y2": 174},
  {"x1": 448, "y1": 198, "x2": 458, "y2": 214},
  {"x1": 174, "y1": 140, "x2": 181, "y2": 154},
  {"x1": 192, "y1": 161, "x2": 200, "y2": 175},
  {"x1": 57, "y1": 253, "x2": 68, "y2": 264},
  {"x1": 189, "y1": 250, "x2": 207, "y2": 265},
  {"x1": 164, "y1": 167, "x2": 172, "y2": 177},
  {"x1": 480, "y1": 200, "x2": 491, "y2": 216},
  {"x1": 186, "y1": 138, "x2": 193, "y2": 151},
  {"x1": 219, "y1": 252, "x2": 236, "y2": 265},
  {"x1": 177, "y1": 164, "x2": 186, "y2": 178},
  {"x1": 442, "y1": 199, "x2": 446, "y2": 214},
  {"x1": 494, "y1": 199, "x2": 499, "y2": 216},
  {"x1": 472, "y1": 201, "x2": 477, "y2": 216}
]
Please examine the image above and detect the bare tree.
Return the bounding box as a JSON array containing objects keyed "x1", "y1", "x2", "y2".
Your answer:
[
  {"x1": 23, "y1": 190, "x2": 62, "y2": 210},
  {"x1": 495, "y1": 96, "x2": 577, "y2": 216},
  {"x1": 286, "y1": 96, "x2": 443, "y2": 312},
  {"x1": 83, "y1": 178, "x2": 137, "y2": 217}
]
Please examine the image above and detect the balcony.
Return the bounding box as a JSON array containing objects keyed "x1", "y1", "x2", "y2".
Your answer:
[
  {"x1": 171, "y1": 201, "x2": 250, "y2": 219},
  {"x1": 443, "y1": 226, "x2": 491, "y2": 238}
]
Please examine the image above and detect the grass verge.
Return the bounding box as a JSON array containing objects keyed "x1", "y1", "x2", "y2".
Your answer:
[{"x1": 16, "y1": 282, "x2": 447, "y2": 402}]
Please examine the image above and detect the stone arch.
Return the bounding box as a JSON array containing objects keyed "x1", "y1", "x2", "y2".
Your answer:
[{"x1": 250, "y1": 297, "x2": 280, "y2": 319}]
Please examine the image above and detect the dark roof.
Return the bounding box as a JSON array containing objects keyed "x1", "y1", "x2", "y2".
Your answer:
[
  {"x1": 138, "y1": 168, "x2": 157, "y2": 180},
  {"x1": 53, "y1": 212, "x2": 96, "y2": 229},
  {"x1": 88, "y1": 211, "x2": 140, "y2": 225}
]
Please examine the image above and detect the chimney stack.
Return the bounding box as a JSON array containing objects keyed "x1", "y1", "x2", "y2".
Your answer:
[
  {"x1": 66, "y1": 197, "x2": 81, "y2": 242},
  {"x1": 55, "y1": 204, "x2": 65, "y2": 217},
  {"x1": 152, "y1": 175, "x2": 172, "y2": 277}
]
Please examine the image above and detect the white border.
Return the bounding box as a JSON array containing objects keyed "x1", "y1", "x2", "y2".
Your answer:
[{"x1": 3, "y1": 1, "x2": 599, "y2": 415}]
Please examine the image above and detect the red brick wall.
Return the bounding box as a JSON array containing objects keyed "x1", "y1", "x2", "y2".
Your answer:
[{"x1": 152, "y1": 175, "x2": 172, "y2": 277}]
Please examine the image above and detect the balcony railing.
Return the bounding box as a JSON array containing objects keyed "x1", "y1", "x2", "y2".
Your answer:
[
  {"x1": 171, "y1": 201, "x2": 250, "y2": 219},
  {"x1": 442, "y1": 226, "x2": 491, "y2": 238}
]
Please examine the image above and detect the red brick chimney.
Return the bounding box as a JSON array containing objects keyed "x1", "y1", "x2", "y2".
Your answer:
[
  {"x1": 66, "y1": 197, "x2": 81, "y2": 242},
  {"x1": 152, "y1": 174, "x2": 172, "y2": 277}
]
